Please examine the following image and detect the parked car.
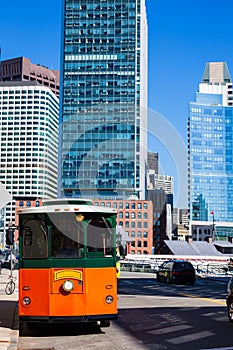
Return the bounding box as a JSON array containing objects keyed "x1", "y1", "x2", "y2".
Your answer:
[
  {"x1": 156, "y1": 260, "x2": 196, "y2": 285},
  {"x1": 226, "y1": 276, "x2": 233, "y2": 322}
]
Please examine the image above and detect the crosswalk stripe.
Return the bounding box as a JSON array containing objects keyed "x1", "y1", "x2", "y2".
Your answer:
[
  {"x1": 201, "y1": 347, "x2": 233, "y2": 350},
  {"x1": 148, "y1": 324, "x2": 192, "y2": 335},
  {"x1": 167, "y1": 330, "x2": 214, "y2": 344}
]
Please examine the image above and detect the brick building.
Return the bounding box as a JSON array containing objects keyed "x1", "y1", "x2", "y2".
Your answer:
[
  {"x1": 93, "y1": 199, "x2": 153, "y2": 255},
  {"x1": 0, "y1": 57, "x2": 59, "y2": 97}
]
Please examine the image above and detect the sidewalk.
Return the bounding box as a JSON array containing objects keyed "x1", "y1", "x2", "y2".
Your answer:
[{"x1": 0, "y1": 268, "x2": 19, "y2": 350}]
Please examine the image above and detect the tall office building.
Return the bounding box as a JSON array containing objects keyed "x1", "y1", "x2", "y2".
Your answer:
[
  {"x1": 147, "y1": 152, "x2": 158, "y2": 173},
  {"x1": 59, "y1": 0, "x2": 148, "y2": 200},
  {"x1": 188, "y1": 62, "x2": 233, "y2": 238},
  {"x1": 0, "y1": 81, "x2": 59, "y2": 243}
]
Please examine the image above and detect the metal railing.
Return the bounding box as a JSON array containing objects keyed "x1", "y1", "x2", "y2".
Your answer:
[{"x1": 120, "y1": 255, "x2": 233, "y2": 276}]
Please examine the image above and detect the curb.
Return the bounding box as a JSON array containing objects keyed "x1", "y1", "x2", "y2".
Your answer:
[{"x1": 7, "y1": 330, "x2": 19, "y2": 350}]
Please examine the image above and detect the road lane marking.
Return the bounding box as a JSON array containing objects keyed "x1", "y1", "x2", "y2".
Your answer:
[
  {"x1": 179, "y1": 293, "x2": 226, "y2": 305},
  {"x1": 148, "y1": 324, "x2": 192, "y2": 335},
  {"x1": 167, "y1": 330, "x2": 214, "y2": 344},
  {"x1": 201, "y1": 347, "x2": 233, "y2": 350}
]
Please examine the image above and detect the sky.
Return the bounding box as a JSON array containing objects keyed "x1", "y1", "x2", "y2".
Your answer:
[{"x1": 1, "y1": 0, "x2": 233, "y2": 207}]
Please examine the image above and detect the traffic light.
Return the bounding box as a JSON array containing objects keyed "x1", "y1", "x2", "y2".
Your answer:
[{"x1": 6, "y1": 228, "x2": 14, "y2": 245}]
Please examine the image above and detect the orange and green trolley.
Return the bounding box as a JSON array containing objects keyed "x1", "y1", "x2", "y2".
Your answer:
[{"x1": 18, "y1": 198, "x2": 118, "y2": 335}]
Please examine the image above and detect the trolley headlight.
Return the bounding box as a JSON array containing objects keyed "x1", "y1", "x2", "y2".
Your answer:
[
  {"x1": 105, "y1": 295, "x2": 114, "y2": 304},
  {"x1": 62, "y1": 280, "x2": 74, "y2": 292},
  {"x1": 23, "y1": 297, "x2": 31, "y2": 306}
]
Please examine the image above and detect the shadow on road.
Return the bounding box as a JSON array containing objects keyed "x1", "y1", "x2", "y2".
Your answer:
[
  {"x1": 115, "y1": 305, "x2": 232, "y2": 350},
  {"x1": 118, "y1": 276, "x2": 229, "y2": 300},
  {"x1": 20, "y1": 321, "x2": 105, "y2": 337},
  {"x1": 0, "y1": 300, "x2": 18, "y2": 329}
]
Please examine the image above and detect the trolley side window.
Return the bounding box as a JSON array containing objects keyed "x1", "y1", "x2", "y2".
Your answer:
[
  {"x1": 87, "y1": 218, "x2": 113, "y2": 257},
  {"x1": 50, "y1": 213, "x2": 84, "y2": 259},
  {"x1": 22, "y1": 214, "x2": 48, "y2": 259}
]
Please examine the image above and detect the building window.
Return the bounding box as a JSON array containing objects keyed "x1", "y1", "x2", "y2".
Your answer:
[
  {"x1": 144, "y1": 203, "x2": 148, "y2": 209},
  {"x1": 26, "y1": 201, "x2": 31, "y2": 207},
  {"x1": 138, "y1": 212, "x2": 141, "y2": 219},
  {"x1": 19, "y1": 201, "x2": 24, "y2": 207},
  {"x1": 131, "y1": 203, "x2": 135, "y2": 209},
  {"x1": 125, "y1": 203, "x2": 129, "y2": 209},
  {"x1": 113, "y1": 202, "x2": 117, "y2": 208},
  {"x1": 144, "y1": 222, "x2": 148, "y2": 228},
  {"x1": 137, "y1": 231, "x2": 142, "y2": 238},
  {"x1": 131, "y1": 212, "x2": 135, "y2": 219},
  {"x1": 138, "y1": 203, "x2": 142, "y2": 209},
  {"x1": 35, "y1": 201, "x2": 40, "y2": 207}
]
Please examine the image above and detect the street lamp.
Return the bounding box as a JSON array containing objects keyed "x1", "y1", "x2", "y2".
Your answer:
[{"x1": 210, "y1": 211, "x2": 215, "y2": 241}]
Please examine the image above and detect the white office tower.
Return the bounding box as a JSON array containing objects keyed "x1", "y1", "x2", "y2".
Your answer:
[{"x1": 0, "y1": 82, "x2": 59, "y2": 230}]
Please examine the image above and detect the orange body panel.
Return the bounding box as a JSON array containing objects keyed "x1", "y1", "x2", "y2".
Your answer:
[{"x1": 19, "y1": 268, "x2": 117, "y2": 318}]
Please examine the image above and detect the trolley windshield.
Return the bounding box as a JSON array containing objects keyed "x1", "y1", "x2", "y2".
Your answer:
[{"x1": 21, "y1": 212, "x2": 115, "y2": 259}]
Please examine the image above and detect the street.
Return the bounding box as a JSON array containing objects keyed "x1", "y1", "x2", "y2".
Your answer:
[{"x1": 17, "y1": 272, "x2": 233, "y2": 350}]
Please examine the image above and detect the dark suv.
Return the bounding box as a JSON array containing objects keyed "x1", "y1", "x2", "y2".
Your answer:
[
  {"x1": 226, "y1": 276, "x2": 233, "y2": 322},
  {"x1": 156, "y1": 260, "x2": 196, "y2": 285}
]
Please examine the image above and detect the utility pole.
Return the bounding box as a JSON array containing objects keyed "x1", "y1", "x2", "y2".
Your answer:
[{"x1": 211, "y1": 211, "x2": 215, "y2": 241}]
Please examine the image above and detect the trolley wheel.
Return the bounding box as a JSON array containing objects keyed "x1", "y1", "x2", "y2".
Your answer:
[
  {"x1": 228, "y1": 299, "x2": 233, "y2": 322},
  {"x1": 5, "y1": 280, "x2": 15, "y2": 295},
  {"x1": 99, "y1": 320, "x2": 110, "y2": 328}
]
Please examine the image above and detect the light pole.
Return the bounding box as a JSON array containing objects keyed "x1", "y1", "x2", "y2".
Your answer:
[{"x1": 210, "y1": 211, "x2": 215, "y2": 241}]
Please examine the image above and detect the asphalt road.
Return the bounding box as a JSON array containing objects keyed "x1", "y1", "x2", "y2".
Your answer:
[{"x1": 18, "y1": 272, "x2": 233, "y2": 350}]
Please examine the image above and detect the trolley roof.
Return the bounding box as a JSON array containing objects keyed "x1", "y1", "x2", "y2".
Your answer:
[{"x1": 17, "y1": 198, "x2": 117, "y2": 215}]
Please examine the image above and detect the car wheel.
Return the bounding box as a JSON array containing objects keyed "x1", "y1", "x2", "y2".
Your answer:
[
  {"x1": 228, "y1": 300, "x2": 233, "y2": 322},
  {"x1": 157, "y1": 274, "x2": 161, "y2": 282},
  {"x1": 166, "y1": 276, "x2": 170, "y2": 284}
]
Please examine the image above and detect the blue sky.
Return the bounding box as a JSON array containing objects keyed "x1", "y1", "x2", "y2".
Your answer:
[{"x1": 1, "y1": 0, "x2": 233, "y2": 207}]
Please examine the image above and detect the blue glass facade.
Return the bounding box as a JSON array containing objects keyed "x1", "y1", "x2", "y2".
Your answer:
[
  {"x1": 59, "y1": 0, "x2": 148, "y2": 199},
  {"x1": 188, "y1": 99, "x2": 233, "y2": 222}
]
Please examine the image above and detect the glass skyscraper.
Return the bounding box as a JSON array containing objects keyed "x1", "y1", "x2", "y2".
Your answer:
[
  {"x1": 188, "y1": 62, "x2": 233, "y2": 227},
  {"x1": 59, "y1": 0, "x2": 148, "y2": 200}
]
